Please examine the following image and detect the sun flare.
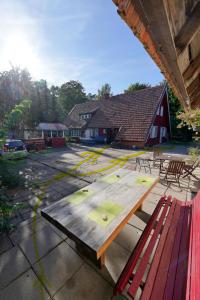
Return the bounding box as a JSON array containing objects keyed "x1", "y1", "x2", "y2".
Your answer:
[{"x1": 1, "y1": 33, "x2": 40, "y2": 74}]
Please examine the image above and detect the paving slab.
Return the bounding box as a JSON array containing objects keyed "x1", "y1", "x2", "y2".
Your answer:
[
  {"x1": 53, "y1": 263, "x2": 112, "y2": 300},
  {"x1": 0, "y1": 269, "x2": 49, "y2": 300},
  {"x1": 141, "y1": 200, "x2": 157, "y2": 215},
  {"x1": 165, "y1": 186, "x2": 187, "y2": 201},
  {"x1": 0, "y1": 246, "x2": 30, "y2": 289},
  {"x1": 19, "y1": 225, "x2": 62, "y2": 264},
  {"x1": 33, "y1": 241, "x2": 83, "y2": 296},
  {"x1": 128, "y1": 212, "x2": 149, "y2": 231},
  {"x1": 9, "y1": 222, "x2": 34, "y2": 245},
  {"x1": 105, "y1": 241, "x2": 131, "y2": 283},
  {"x1": 0, "y1": 234, "x2": 13, "y2": 255},
  {"x1": 144, "y1": 192, "x2": 163, "y2": 205},
  {"x1": 114, "y1": 224, "x2": 142, "y2": 253}
]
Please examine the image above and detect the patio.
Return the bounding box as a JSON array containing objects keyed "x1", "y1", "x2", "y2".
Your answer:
[{"x1": 0, "y1": 145, "x2": 198, "y2": 300}]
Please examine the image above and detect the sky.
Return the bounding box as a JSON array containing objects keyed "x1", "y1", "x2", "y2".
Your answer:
[{"x1": 0, "y1": 0, "x2": 163, "y2": 94}]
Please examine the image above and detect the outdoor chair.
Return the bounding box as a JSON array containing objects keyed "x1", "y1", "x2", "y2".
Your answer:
[
  {"x1": 136, "y1": 157, "x2": 151, "y2": 173},
  {"x1": 159, "y1": 160, "x2": 185, "y2": 186},
  {"x1": 183, "y1": 158, "x2": 200, "y2": 180},
  {"x1": 152, "y1": 148, "x2": 163, "y2": 168}
]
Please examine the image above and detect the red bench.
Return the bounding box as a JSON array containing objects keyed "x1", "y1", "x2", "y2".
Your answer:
[{"x1": 113, "y1": 191, "x2": 200, "y2": 299}]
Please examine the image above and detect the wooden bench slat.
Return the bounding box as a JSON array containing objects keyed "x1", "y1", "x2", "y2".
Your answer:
[
  {"x1": 189, "y1": 192, "x2": 200, "y2": 300},
  {"x1": 128, "y1": 196, "x2": 172, "y2": 298},
  {"x1": 172, "y1": 203, "x2": 191, "y2": 300},
  {"x1": 141, "y1": 198, "x2": 180, "y2": 300},
  {"x1": 186, "y1": 211, "x2": 193, "y2": 300},
  {"x1": 113, "y1": 192, "x2": 200, "y2": 300},
  {"x1": 113, "y1": 196, "x2": 166, "y2": 295}
]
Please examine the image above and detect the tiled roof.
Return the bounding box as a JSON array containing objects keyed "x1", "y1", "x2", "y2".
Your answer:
[
  {"x1": 66, "y1": 85, "x2": 166, "y2": 142},
  {"x1": 36, "y1": 123, "x2": 67, "y2": 131}
]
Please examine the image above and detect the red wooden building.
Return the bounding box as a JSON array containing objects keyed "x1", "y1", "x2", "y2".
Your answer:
[{"x1": 65, "y1": 85, "x2": 171, "y2": 148}]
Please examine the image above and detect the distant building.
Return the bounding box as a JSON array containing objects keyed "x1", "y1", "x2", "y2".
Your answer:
[
  {"x1": 65, "y1": 85, "x2": 171, "y2": 148},
  {"x1": 36, "y1": 123, "x2": 67, "y2": 139}
]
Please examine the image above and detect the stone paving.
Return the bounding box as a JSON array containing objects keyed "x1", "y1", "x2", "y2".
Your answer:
[{"x1": 0, "y1": 144, "x2": 198, "y2": 300}]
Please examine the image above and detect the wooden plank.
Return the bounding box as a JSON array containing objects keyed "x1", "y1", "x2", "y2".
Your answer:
[
  {"x1": 139, "y1": 197, "x2": 177, "y2": 300},
  {"x1": 42, "y1": 170, "x2": 158, "y2": 259},
  {"x1": 127, "y1": 196, "x2": 172, "y2": 299},
  {"x1": 163, "y1": 202, "x2": 191, "y2": 299},
  {"x1": 114, "y1": 196, "x2": 166, "y2": 295},
  {"x1": 190, "y1": 191, "x2": 200, "y2": 300},
  {"x1": 183, "y1": 52, "x2": 200, "y2": 80},
  {"x1": 175, "y1": 1, "x2": 200, "y2": 52},
  {"x1": 148, "y1": 200, "x2": 185, "y2": 300},
  {"x1": 173, "y1": 203, "x2": 192, "y2": 300}
]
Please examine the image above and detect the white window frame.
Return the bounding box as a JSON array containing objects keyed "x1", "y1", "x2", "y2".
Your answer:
[
  {"x1": 160, "y1": 106, "x2": 164, "y2": 117},
  {"x1": 150, "y1": 126, "x2": 158, "y2": 139},
  {"x1": 156, "y1": 106, "x2": 160, "y2": 115}
]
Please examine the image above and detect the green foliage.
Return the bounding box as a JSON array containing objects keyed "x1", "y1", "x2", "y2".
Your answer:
[
  {"x1": 59, "y1": 80, "x2": 87, "y2": 113},
  {"x1": 87, "y1": 93, "x2": 97, "y2": 101},
  {"x1": 124, "y1": 82, "x2": 150, "y2": 94},
  {"x1": 0, "y1": 187, "x2": 24, "y2": 232},
  {"x1": 0, "y1": 159, "x2": 25, "y2": 188},
  {"x1": 188, "y1": 147, "x2": 200, "y2": 161},
  {"x1": 168, "y1": 86, "x2": 192, "y2": 141},
  {"x1": 178, "y1": 109, "x2": 200, "y2": 129},
  {"x1": 4, "y1": 99, "x2": 31, "y2": 130},
  {"x1": 96, "y1": 83, "x2": 112, "y2": 100}
]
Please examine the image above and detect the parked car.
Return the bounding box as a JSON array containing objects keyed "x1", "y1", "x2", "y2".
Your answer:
[{"x1": 0, "y1": 139, "x2": 28, "y2": 159}]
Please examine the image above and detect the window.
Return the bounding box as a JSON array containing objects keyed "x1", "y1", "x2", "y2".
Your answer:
[
  {"x1": 80, "y1": 113, "x2": 91, "y2": 120},
  {"x1": 47, "y1": 130, "x2": 51, "y2": 137},
  {"x1": 70, "y1": 129, "x2": 80, "y2": 137},
  {"x1": 58, "y1": 131, "x2": 63, "y2": 137},
  {"x1": 156, "y1": 106, "x2": 160, "y2": 115},
  {"x1": 150, "y1": 126, "x2": 158, "y2": 138},
  {"x1": 90, "y1": 128, "x2": 98, "y2": 137},
  {"x1": 52, "y1": 130, "x2": 58, "y2": 137},
  {"x1": 160, "y1": 106, "x2": 164, "y2": 117}
]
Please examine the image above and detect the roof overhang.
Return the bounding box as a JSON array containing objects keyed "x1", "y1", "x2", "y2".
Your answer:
[{"x1": 113, "y1": 0, "x2": 200, "y2": 110}]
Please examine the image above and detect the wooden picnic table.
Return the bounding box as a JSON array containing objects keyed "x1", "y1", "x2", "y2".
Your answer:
[
  {"x1": 156, "y1": 153, "x2": 190, "y2": 162},
  {"x1": 41, "y1": 169, "x2": 158, "y2": 267},
  {"x1": 141, "y1": 153, "x2": 192, "y2": 163}
]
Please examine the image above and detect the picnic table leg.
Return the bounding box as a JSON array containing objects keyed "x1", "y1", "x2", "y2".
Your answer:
[
  {"x1": 97, "y1": 253, "x2": 105, "y2": 269},
  {"x1": 76, "y1": 241, "x2": 105, "y2": 269}
]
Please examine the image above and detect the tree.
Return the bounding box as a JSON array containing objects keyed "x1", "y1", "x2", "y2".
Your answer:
[
  {"x1": 168, "y1": 86, "x2": 192, "y2": 141},
  {"x1": 58, "y1": 80, "x2": 87, "y2": 113},
  {"x1": 124, "y1": 82, "x2": 150, "y2": 94},
  {"x1": 96, "y1": 83, "x2": 112, "y2": 100},
  {"x1": 4, "y1": 99, "x2": 31, "y2": 134},
  {"x1": 0, "y1": 67, "x2": 32, "y2": 126},
  {"x1": 87, "y1": 93, "x2": 97, "y2": 101}
]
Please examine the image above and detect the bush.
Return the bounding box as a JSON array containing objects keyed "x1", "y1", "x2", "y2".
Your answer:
[
  {"x1": 188, "y1": 147, "x2": 200, "y2": 161},
  {"x1": 0, "y1": 187, "x2": 24, "y2": 232},
  {"x1": 0, "y1": 159, "x2": 25, "y2": 188}
]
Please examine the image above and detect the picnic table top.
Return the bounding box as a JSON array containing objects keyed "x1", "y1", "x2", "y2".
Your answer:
[{"x1": 41, "y1": 169, "x2": 158, "y2": 259}]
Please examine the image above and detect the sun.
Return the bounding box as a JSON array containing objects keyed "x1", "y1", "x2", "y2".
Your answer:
[{"x1": 1, "y1": 33, "x2": 40, "y2": 74}]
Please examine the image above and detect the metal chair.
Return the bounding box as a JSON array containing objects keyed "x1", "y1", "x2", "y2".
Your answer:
[
  {"x1": 159, "y1": 160, "x2": 185, "y2": 186},
  {"x1": 136, "y1": 157, "x2": 151, "y2": 173},
  {"x1": 183, "y1": 158, "x2": 200, "y2": 180},
  {"x1": 153, "y1": 148, "x2": 163, "y2": 168}
]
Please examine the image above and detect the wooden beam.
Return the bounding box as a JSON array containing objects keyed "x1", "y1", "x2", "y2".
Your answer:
[
  {"x1": 175, "y1": 1, "x2": 200, "y2": 52},
  {"x1": 183, "y1": 52, "x2": 200, "y2": 80},
  {"x1": 186, "y1": 75, "x2": 200, "y2": 94}
]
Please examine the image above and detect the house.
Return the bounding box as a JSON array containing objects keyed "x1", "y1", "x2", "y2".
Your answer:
[
  {"x1": 65, "y1": 85, "x2": 171, "y2": 148},
  {"x1": 35, "y1": 123, "x2": 68, "y2": 139}
]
